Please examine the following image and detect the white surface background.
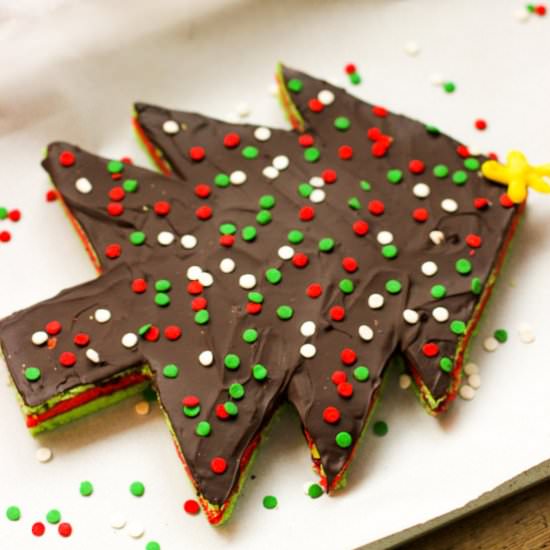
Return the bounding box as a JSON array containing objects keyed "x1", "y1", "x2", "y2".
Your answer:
[{"x1": 1, "y1": 0, "x2": 550, "y2": 548}]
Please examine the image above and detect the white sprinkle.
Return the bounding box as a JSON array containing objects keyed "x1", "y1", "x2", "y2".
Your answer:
[
  {"x1": 368, "y1": 293, "x2": 384, "y2": 309},
  {"x1": 513, "y1": 8, "x2": 530, "y2": 22},
  {"x1": 399, "y1": 374, "x2": 412, "y2": 390},
  {"x1": 162, "y1": 120, "x2": 180, "y2": 134},
  {"x1": 432, "y1": 306, "x2": 449, "y2": 323},
  {"x1": 127, "y1": 521, "x2": 145, "y2": 539},
  {"x1": 230, "y1": 170, "x2": 247, "y2": 185},
  {"x1": 198, "y1": 272, "x2": 214, "y2": 287},
  {"x1": 519, "y1": 329, "x2": 536, "y2": 344},
  {"x1": 157, "y1": 231, "x2": 175, "y2": 246},
  {"x1": 468, "y1": 373, "x2": 481, "y2": 389},
  {"x1": 441, "y1": 198, "x2": 458, "y2": 213},
  {"x1": 318, "y1": 89, "x2": 335, "y2": 105},
  {"x1": 180, "y1": 234, "x2": 197, "y2": 249},
  {"x1": 272, "y1": 155, "x2": 289, "y2": 170},
  {"x1": 75, "y1": 177, "x2": 93, "y2": 194},
  {"x1": 412, "y1": 182, "x2": 430, "y2": 198},
  {"x1": 31, "y1": 331, "x2": 48, "y2": 346},
  {"x1": 86, "y1": 348, "x2": 101, "y2": 364},
  {"x1": 36, "y1": 447, "x2": 53, "y2": 463},
  {"x1": 483, "y1": 336, "x2": 498, "y2": 352},
  {"x1": 254, "y1": 127, "x2": 272, "y2": 142},
  {"x1": 186, "y1": 265, "x2": 202, "y2": 280},
  {"x1": 219, "y1": 258, "x2": 236, "y2": 273},
  {"x1": 404, "y1": 40, "x2": 420, "y2": 56},
  {"x1": 135, "y1": 401, "x2": 150, "y2": 416},
  {"x1": 376, "y1": 231, "x2": 393, "y2": 245},
  {"x1": 262, "y1": 166, "x2": 279, "y2": 180},
  {"x1": 300, "y1": 343, "x2": 317, "y2": 358},
  {"x1": 430, "y1": 73, "x2": 444, "y2": 86},
  {"x1": 278, "y1": 246, "x2": 294, "y2": 260},
  {"x1": 110, "y1": 515, "x2": 126, "y2": 530},
  {"x1": 94, "y1": 308, "x2": 111, "y2": 323},
  {"x1": 236, "y1": 101, "x2": 250, "y2": 118},
  {"x1": 358, "y1": 324, "x2": 374, "y2": 341},
  {"x1": 300, "y1": 321, "x2": 316, "y2": 337},
  {"x1": 310, "y1": 189, "x2": 326, "y2": 203},
  {"x1": 225, "y1": 112, "x2": 239, "y2": 124},
  {"x1": 309, "y1": 176, "x2": 325, "y2": 188},
  {"x1": 421, "y1": 261, "x2": 438, "y2": 277},
  {"x1": 403, "y1": 309, "x2": 420, "y2": 324},
  {"x1": 429, "y1": 230, "x2": 445, "y2": 245},
  {"x1": 198, "y1": 350, "x2": 214, "y2": 367},
  {"x1": 459, "y1": 385, "x2": 476, "y2": 401},
  {"x1": 464, "y1": 362, "x2": 479, "y2": 376},
  {"x1": 268, "y1": 82, "x2": 279, "y2": 96},
  {"x1": 121, "y1": 333, "x2": 138, "y2": 349},
  {"x1": 239, "y1": 274, "x2": 256, "y2": 289}
]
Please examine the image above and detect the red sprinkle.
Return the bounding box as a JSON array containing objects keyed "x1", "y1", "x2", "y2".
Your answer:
[
  {"x1": 188, "y1": 146, "x2": 205, "y2": 161},
  {"x1": 292, "y1": 252, "x2": 309, "y2": 269},
  {"x1": 58, "y1": 523, "x2": 72, "y2": 538},
  {"x1": 215, "y1": 403, "x2": 229, "y2": 420},
  {"x1": 342, "y1": 257, "x2": 358, "y2": 273},
  {"x1": 211, "y1": 457, "x2": 228, "y2": 474},
  {"x1": 340, "y1": 348, "x2": 357, "y2": 366},
  {"x1": 338, "y1": 145, "x2": 353, "y2": 160},
  {"x1": 500, "y1": 194, "x2": 514, "y2": 208},
  {"x1": 412, "y1": 208, "x2": 429, "y2": 222},
  {"x1": 32, "y1": 522, "x2": 46, "y2": 537},
  {"x1": 323, "y1": 406, "x2": 341, "y2": 424},
  {"x1": 306, "y1": 283, "x2": 323, "y2": 298},
  {"x1": 422, "y1": 342, "x2": 440, "y2": 358},
  {"x1": 0, "y1": 230, "x2": 11, "y2": 242},
  {"x1": 154, "y1": 200, "x2": 171, "y2": 216},
  {"x1": 456, "y1": 145, "x2": 471, "y2": 158},
  {"x1": 223, "y1": 133, "x2": 241, "y2": 149},
  {"x1": 345, "y1": 63, "x2": 357, "y2": 74},
  {"x1": 58, "y1": 150, "x2": 76, "y2": 167},
  {"x1": 46, "y1": 189, "x2": 58, "y2": 202},
  {"x1": 219, "y1": 235, "x2": 235, "y2": 247},
  {"x1": 352, "y1": 220, "x2": 369, "y2": 236},
  {"x1": 367, "y1": 127, "x2": 382, "y2": 141},
  {"x1": 298, "y1": 134, "x2": 314, "y2": 147},
  {"x1": 322, "y1": 169, "x2": 337, "y2": 184},
  {"x1": 372, "y1": 105, "x2": 389, "y2": 118},
  {"x1": 246, "y1": 302, "x2": 262, "y2": 315},
  {"x1": 107, "y1": 202, "x2": 124, "y2": 217},
  {"x1": 59, "y1": 351, "x2": 77, "y2": 367},
  {"x1": 108, "y1": 186, "x2": 125, "y2": 201},
  {"x1": 308, "y1": 98, "x2": 324, "y2": 113},
  {"x1": 408, "y1": 160, "x2": 425, "y2": 174},
  {"x1": 474, "y1": 119, "x2": 487, "y2": 131},
  {"x1": 187, "y1": 281, "x2": 203, "y2": 295},
  {"x1": 535, "y1": 4, "x2": 547, "y2": 15},
  {"x1": 368, "y1": 200, "x2": 385, "y2": 216},
  {"x1": 465, "y1": 234, "x2": 482, "y2": 248},
  {"x1": 299, "y1": 206, "x2": 315, "y2": 222},
  {"x1": 191, "y1": 297, "x2": 208, "y2": 311},
  {"x1": 105, "y1": 243, "x2": 122, "y2": 259},
  {"x1": 144, "y1": 325, "x2": 160, "y2": 342},
  {"x1": 195, "y1": 205, "x2": 213, "y2": 220},
  {"x1": 8, "y1": 209, "x2": 21, "y2": 222},
  {"x1": 182, "y1": 395, "x2": 200, "y2": 408},
  {"x1": 473, "y1": 197, "x2": 490, "y2": 210},
  {"x1": 337, "y1": 382, "x2": 354, "y2": 398},
  {"x1": 330, "y1": 306, "x2": 345, "y2": 322},
  {"x1": 331, "y1": 370, "x2": 347, "y2": 385},
  {"x1": 46, "y1": 321, "x2": 62, "y2": 335},
  {"x1": 131, "y1": 278, "x2": 148, "y2": 293},
  {"x1": 195, "y1": 183, "x2": 212, "y2": 199},
  {"x1": 184, "y1": 499, "x2": 201, "y2": 515},
  {"x1": 371, "y1": 141, "x2": 389, "y2": 158},
  {"x1": 73, "y1": 333, "x2": 90, "y2": 347},
  {"x1": 164, "y1": 325, "x2": 182, "y2": 341}
]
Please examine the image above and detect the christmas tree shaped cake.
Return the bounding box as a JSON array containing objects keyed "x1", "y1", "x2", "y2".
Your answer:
[{"x1": 0, "y1": 65, "x2": 524, "y2": 524}]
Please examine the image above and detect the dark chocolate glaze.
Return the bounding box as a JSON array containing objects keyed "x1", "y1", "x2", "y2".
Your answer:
[{"x1": 0, "y1": 66, "x2": 519, "y2": 509}]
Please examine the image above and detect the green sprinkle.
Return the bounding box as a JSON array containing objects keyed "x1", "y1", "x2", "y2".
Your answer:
[
  {"x1": 194, "y1": 310, "x2": 210, "y2": 325},
  {"x1": 242, "y1": 328, "x2": 259, "y2": 343},
  {"x1": 256, "y1": 210, "x2": 272, "y2": 225},
  {"x1": 287, "y1": 78, "x2": 303, "y2": 93},
  {"x1": 456, "y1": 258, "x2": 472, "y2": 275},
  {"x1": 46, "y1": 509, "x2": 61, "y2": 525},
  {"x1": 242, "y1": 146, "x2": 259, "y2": 159},
  {"x1": 440, "y1": 357, "x2": 453, "y2": 373},
  {"x1": 241, "y1": 226, "x2": 257, "y2": 241},
  {"x1": 339, "y1": 278, "x2": 355, "y2": 294},
  {"x1": 143, "y1": 386, "x2": 157, "y2": 402},
  {"x1": 359, "y1": 180, "x2": 372, "y2": 191},
  {"x1": 426, "y1": 124, "x2": 441, "y2": 136},
  {"x1": 6, "y1": 506, "x2": 21, "y2": 521},
  {"x1": 385, "y1": 279, "x2": 402, "y2": 294},
  {"x1": 129, "y1": 231, "x2": 146, "y2": 246},
  {"x1": 183, "y1": 405, "x2": 200, "y2": 418},
  {"x1": 24, "y1": 366, "x2": 41, "y2": 382},
  {"x1": 318, "y1": 238, "x2": 335, "y2": 252},
  {"x1": 381, "y1": 244, "x2": 398, "y2": 259},
  {"x1": 387, "y1": 169, "x2": 403, "y2": 184},
  {"x1": 130, "y1": 481, "x2": 145, "y2": 497},
  {"x1": 298, "y1": 183, "x2": 313, "y2": 198},
  {"x1": 443, "y1": 81, "x2": 456, "y2": 93},
  {"x1": 259, "y1": 195, "x2": 276, "y2": 209},
  {"x1": 464, "y1": 157, "x2": 480, "y2": 171},
  {"x1": 373, "y1": 420, "x2": 388, "y2": 437},
  {"x1": 335, "y1": 431, "x2": 353, "y2": 448},
  {"x1": 155, "y1": 279, "x2": 171, "y2": 292},
  {"x1": 452, "y1": 170, "x2": 468, "y2": 185},
  {"x1": 265, "y1": 268, "x2": 282, "y2": 284},
  {"x1": 214, "y1": 173, "x2": 230, "y2": 188},
  {"x1": 107, "y1": 159, "x2": 124, "y2": 173},
  {"x1": 122, "y1": 179, "x2": 138, "y2": 193},
  {"x1": 155, "y1": 293, "x2": 170, "y2": 307},
  {"x1": 433, "y1": 164, "x2": 449, "y2": 178},
  {"x1": 288, "y1": 230, "x2": 304, "y2": 244},
  {"x1": 307, "y1": 483, "x2": 324, "y2": 499},
  {"x1": 138, "y1": 323, "x2": 152, "y2": 337},
  {"x1": 0, "y1": 207, "x2": 8, "y2": 220},
  {"x1": 471, "y1": 277, "x2": 483, "y2": 294},
  {"x1": 262, "y1": 495, "x2": 278, "y2": 509},
  {"x1": 162, "y1": 363, "x2": 179, "y2": 379},
  {"x1": 334, "y1": 116, "x2": 351, "y2": 131},
  {"x1": 347, "y1": 197, "x2": 361, "y2": 210},
  {"x1": 79, "y1": 481, "x2": 94, "y2": 497},
  {"x1": 224, "y1": 401, "x2": 238, "y2": 416},
  {"x1": 450, "y1": 320, "x2": 466, "y2": 335},
  {"x1": 276, "y1": 305, "x2": 294, "y2": 320},
  {"x1": 304, "y1": 147, "x2": 320, "y2": 163},
  {"x1": 224, "y1": 354, "x2": 240, "y2": 370},
  {"x1": 494, "y1": 329, "x2": 508, "y2": 343},
  {"x1": 229, "y1": 383, "x2": 245, "y2": 400},
  {"x1": 219, "y1": 223, "x2": 237, "y2": 235},
  {"x1": 349, "y1": 72, "x2": 361, "y2": 85},
  {"x1": 353, "y1": 366, "x2": 370, "y2": 382},
  {"x1": 248, "y1": 292, "x2": 264, "y2": 304},
  {"x1": 195, "y1": 421, "x2": 211, "y2": 437},
  {"x1": 431, "y1": 284, "x2": 447, "y2": 299},
  {"x1": 146, "y1": 542, "x2": 161, "y2": 550},
  {"x1": 252, "y1": 363, "x2": 268, "y2": 380}
]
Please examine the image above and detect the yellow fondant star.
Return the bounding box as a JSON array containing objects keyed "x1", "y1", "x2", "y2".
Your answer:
[{"x1": 481, "y1": 151, "x2": 550, "y2": 204}]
